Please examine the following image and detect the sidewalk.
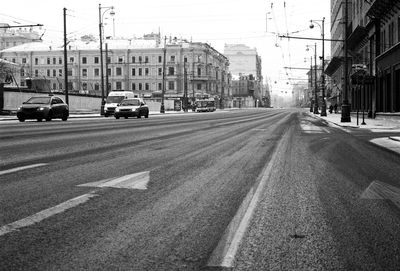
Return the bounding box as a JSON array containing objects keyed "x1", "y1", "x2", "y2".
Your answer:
[{"x1": 310, "y1": 111, "x2": 400, "y2": 155}]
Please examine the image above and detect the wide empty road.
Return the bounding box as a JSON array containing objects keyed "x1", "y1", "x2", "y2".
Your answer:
[{"x1": 1, "y1": 109, "x2": 400, "y2": 270}]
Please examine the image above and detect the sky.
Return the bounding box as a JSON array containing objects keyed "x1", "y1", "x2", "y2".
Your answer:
[{"x1": 1, "y1": 0, "x2": 331, "y2": 96}]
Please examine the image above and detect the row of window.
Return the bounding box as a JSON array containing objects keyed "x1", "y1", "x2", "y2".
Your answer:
[{"x1": 11, "y1": 55, "x2": 179, "y2": 65}]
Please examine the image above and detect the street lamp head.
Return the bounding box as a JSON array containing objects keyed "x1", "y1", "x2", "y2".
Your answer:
[{"x1": 110, "y1": 7, "x2": 115, "y2": 16}]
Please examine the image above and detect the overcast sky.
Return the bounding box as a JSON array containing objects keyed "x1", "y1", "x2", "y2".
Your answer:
[{"x1": 1, "y1": 0, "x2": 330, "y2": 94}]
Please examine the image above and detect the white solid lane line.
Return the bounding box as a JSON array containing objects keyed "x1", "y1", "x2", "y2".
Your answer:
[
  {"x1": 0, "y1": 163, "x2": 47, "y2": 176},
  {"x1": 78, "y1": 171, "x2": 150, "y2": 190},
  {"x1": 207, "y1": 128, "x2": 288, "y2": 268},
  {"x1": 0, "y1": 192, "x2": 98, "y2": 237}
]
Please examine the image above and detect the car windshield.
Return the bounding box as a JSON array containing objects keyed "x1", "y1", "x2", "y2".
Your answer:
[
  {"x1": 120, "y1": 99, "x2": 140, "y2": 106},
  {"x1": 106, "y1": 96, "x2": 125, "y2": 103},
  {"x1": 25, "y1": 97, "x2": 51, "y2": 104}
]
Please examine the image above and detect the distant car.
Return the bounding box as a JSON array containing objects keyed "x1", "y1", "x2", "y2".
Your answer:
[
  {"x1": 17, "y1": 95, "x2": 69, "y2": 122},
  {"x1": 114, "y1": 98, "x2": 149, "y2": 119}
]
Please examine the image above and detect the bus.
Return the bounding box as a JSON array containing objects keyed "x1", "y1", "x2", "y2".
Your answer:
[{"x1": 195, "y1": 98, "x2": 216, "y2": 112}]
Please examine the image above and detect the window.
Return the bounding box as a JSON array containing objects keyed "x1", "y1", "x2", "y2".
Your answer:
[
  {"x1": 12, "y1": 58, "x2": 16, "y2": 63},
  {"x1": 145, "y1": 56, "x2": 149, "y2": 63},
  {"x1": 197, "y1": 67, "x2": 201, "y2": 76},
  {"x1": 68, "y1": 69, "x2": 73, "y2": 76},
  {"x1": 59, "y1": 58, "x2": 62, "y2": 64},
  {"x1": 168, "y1": 67, "x2": 175, "y2": 76},
  {"x1": 94, "y1": 68, "x2": 100, "y2": 77},
  {"x1": 22, "y1": 58, "x2": 27, "y2": 64},
  {"x1": 132, "y1": 56, "x2": 136, "y2": 63},
  {"x1": 20, "y1": 69, "x2": 25, "y2": 76},
  {"x1": 69, "y1": 57, "x2": 74, "y2": 63},
  {"x1": 59, "y1": 69, "x2": 63, "y2": 76},
  {"x1": 158, "y1": 83, "x2": 162, "y2": 90},
  {"x1": 82, "y1": 83, "x2": 87, "y2": 90},
  {"x1": 139, "y1": 56, "x2": 142, "y2": 63},
  {"x1": 139, "y1": 68, "x2": 142, "y2": 76},
  {"x1": 35, "y1": 70, "x2": 39, "y2": 77},
  {"x1": 118, "y1": 57, "x2": 123, "y2": 63},
  {"x1": 158, "y1": 56, "x2": 162, "y2": 63},
  {"x1": 94, "y1": 57, "x2": 99, "y2": 64},
  {"x1": 53, "y1": 58, "x2": 56, "y2": 65},
  {"x1": 116, "y1": 67, "x2": 122, "y2": 76},
  {"x1": 95, "y1": 83, "x2": 99, "y2": 91},
  {"x1": 132, "y1": 83, "x2": 136, "y2": 90},
  {"x1": 47, "y1": 69, "x2": 51, "y2": 77},
  {"x1": 82, "y1": 69, "x2": 87, "y2": 77},
  {"x1": 132, "y1": 68, "x2": 136, "y2": 76},
  {"x1": 145, "y1": 68, "x2": 149, "y2": 76},
  {"x1": 35, "y1": 58, "x2": 39, "y2": 65},
  {"x1": 107, "y1": 57, "x2": 111, "y2": 64},
  {"x1": 158, "y1": 68, "x2": 162, "y2": 76},
  {"x1": 139, "y1": 83, "x2": 142, "y2": 90},
  {"x1": 116, "y1": 81, "x2": 122, "y2": 90},
  {"x1": 145, "y1": 83, "x2": 149, "y2": 90},
  {"x1": 184, "y1": 57, "x2": 188, "y2": 63},
  {"x1": 168, "y1": 81, "x2": 174, "y2": 90},
  {"x1": 107, "y1": 68, "x2": 111, "y2": 76},
  {"x1": 53, "y1": 69, "x2": 56, "y2": 77},
  {"x1": 82, "y1": 57, "x2": 87, "y2": 64},
  {"x1": 170, "y1": 55, "x2": 175, "y2": 62},
  {"x1": 47, "y1": 58, "x2": 50, "y2": 65},
  {"x1": 197, "y1": 83, "x2": 202, "y2": 90}
]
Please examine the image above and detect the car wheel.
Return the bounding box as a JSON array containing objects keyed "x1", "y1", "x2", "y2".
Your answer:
[
  {"x1": 137, "y1": 114, "x2": 141, "y2": 118},
  {"x1": 61, "y1": 111, "x2": 68, "y2": 121},
  {"x1": 124, "y1": 116, "x2": 128, "y2": 119},
  {"x1": 104, "y1": 113, "x2": 109, "y2": 117},
  {"x1": 37, "y1": 118, "x2": 42, "y2": 122},
  {"x1": 18, "y1": 118, "x2": 25, "y2": 122},
  {"x1": 115, "y1": 116, "x2": 120, "y2": 119},
  {"x1": 145, "y1": 112, "x2": 149, "y2": 118},
  {"x1": 46, "y1": 111, "x2": 52, "y2": 121}
]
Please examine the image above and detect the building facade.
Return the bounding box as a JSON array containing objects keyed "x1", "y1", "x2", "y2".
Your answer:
[
  {"x1": 0, "y1": 23, "x2": 41, "y2": 51},
  {"x1": 224, "y1": 44, "x2": 264, "y2": 107},
  {"x1": 326, "y1": 0, "x2": 400, "y2": 116},
  {"x1": 0, "y1": 35, "x2": 231, "y2": 107}
]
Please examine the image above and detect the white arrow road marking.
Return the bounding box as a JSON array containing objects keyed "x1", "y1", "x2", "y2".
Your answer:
[
  {"x1": 0, "y1": 163, "x2": 47, "y2": 176},
  {"x1": 370, "y1": 138, "x2": 400, "y2": 154},
  {"x1": 0, "y1": 171, "x2": 150, "y2": 237},
  {"x1": 361, "y1": 180, "x2": 400, "y2": 209},
  {"x1": 0, "y1": 193, "x2": 97, "y2": 237},
  {"x1": 78, "y1": 171, "x2": 150, "y2": 190}
]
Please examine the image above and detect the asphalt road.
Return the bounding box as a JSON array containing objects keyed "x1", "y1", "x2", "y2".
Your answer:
[{"x1": 1, "y1": 109, "x2": 400, "y2": 270}]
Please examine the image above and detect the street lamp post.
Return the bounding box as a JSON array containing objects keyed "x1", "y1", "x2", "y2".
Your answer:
[
  {"x1": 307, "y1": 44, "x2": 319, "y2": 114},
  {"x1": 310, "y1": 17, "x2": 327, "y2": 116},
  {"x1": 98, "y1": 4, "x2": 115, "y2": 115}
]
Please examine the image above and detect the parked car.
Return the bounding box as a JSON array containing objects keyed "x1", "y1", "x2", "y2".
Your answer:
[
  {"x1": 114, "y1": 98, "x2": 149, "y2": 119},
  {"x1": 17, "y1": 95, "x2": 69, "y2": 122}
]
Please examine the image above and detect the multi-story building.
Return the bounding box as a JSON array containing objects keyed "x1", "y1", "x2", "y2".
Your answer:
[
  {"x1": 326, "y1": 0, "x2": 400, "y2": 116},
  {"x1": 0, "y1": 35, "x2": 231, "y2": 107},
  {"x1": 0, "y1": 23, "x2": 41, "y2": 51},
  {"x1": 224, "y1": 44, "x2": 264, "y2": 104}
]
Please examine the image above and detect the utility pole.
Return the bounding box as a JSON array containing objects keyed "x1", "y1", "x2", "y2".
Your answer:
[
  {"x1": 310, "y1": 56, "x2": 313, "y2": 112},
  {"x1": 314, "y1": 43, "x2": 319, "y2": 114},
  {"x1": 184, "y1": 60, "x2": 188, "y2": 112},
  {"x1": 63, "y1": 8, "x2": 69, "y2": 105},
  {"x1": 160, "y1": 36, "x2": 166, "y2": 113},
  {"x1": 341, "y1": 0, "x2": 351, "y2": 122},
  {"x1": 105, "y1": 42, "x2": 109, "y2": 96},
  {"x1": 320, "y1": 17, "x2": 327, "y2": 116}
]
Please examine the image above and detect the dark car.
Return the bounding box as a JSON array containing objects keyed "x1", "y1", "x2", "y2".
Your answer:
[
  {"x1": 114, "y1": 98, "x2": 149, "y2": 119},
  {"x1": 17, "y1": 95, "x2": 69, "y2": 122}
]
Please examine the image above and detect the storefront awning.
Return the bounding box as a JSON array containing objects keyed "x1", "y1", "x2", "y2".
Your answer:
[{"x1": 325, "y1": 57, "x2": 342, "y2": 76}]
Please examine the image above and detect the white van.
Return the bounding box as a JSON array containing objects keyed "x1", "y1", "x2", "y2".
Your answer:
[{"x1": 104, "y1": 91, "x2": 138, "y2": 117}]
